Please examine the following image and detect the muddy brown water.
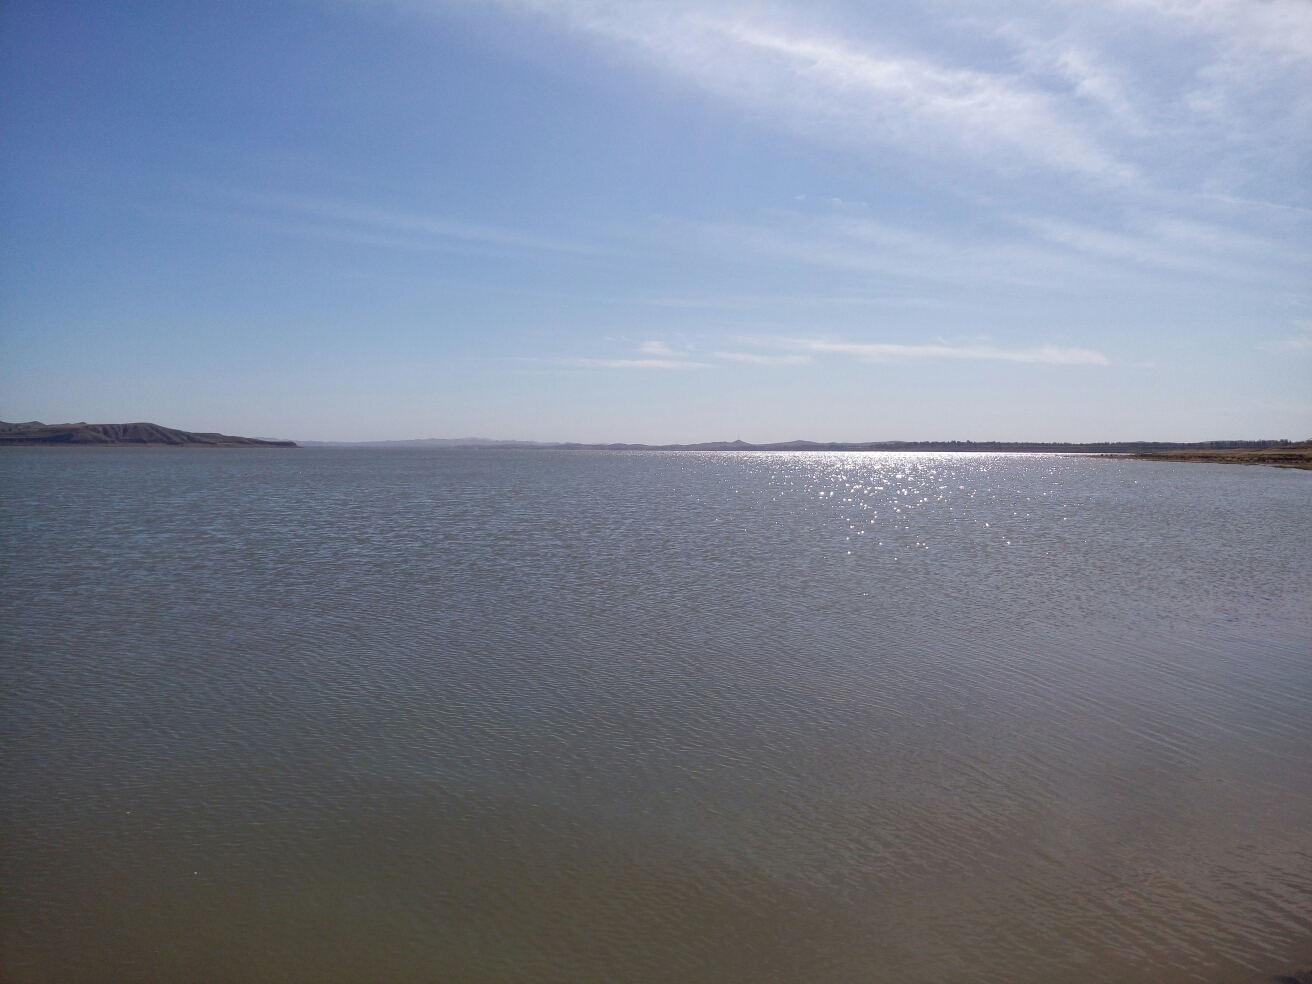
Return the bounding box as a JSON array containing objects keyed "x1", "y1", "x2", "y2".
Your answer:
[{"x1": 3, "y1": 449, "x2": 1310, "y2": 983}]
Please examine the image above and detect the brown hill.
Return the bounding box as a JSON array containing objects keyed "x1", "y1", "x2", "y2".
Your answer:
[{"x1": 0, "y1": 421, "x2": 297, "y2": 448}]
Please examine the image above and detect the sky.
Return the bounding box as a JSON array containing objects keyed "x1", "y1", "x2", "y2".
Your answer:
[{"x1": 1, "y1": 0, "x2": 1309, "y2": 443}]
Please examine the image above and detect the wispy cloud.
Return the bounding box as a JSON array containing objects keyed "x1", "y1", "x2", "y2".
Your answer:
[
  {"x1": 366, "y1": 1, "x2": 1310, "y2": 301},
  {"x1": 555, "y1": 337, "x2": 1103, "y2": 369},
  {"x1": 713, "y1": 351, "x2": 812, "y2": 365},
  {"x1": 205, "y1": 188, "x2": 582, "y2": 254},
  {"x1": 1200, "y1": 194, "x2": 1312, "y2": 217},
  {"x1": 557, "y1": 339, "x2": 709, "y2": 368},
  {"x1": 1013, "y1": 213, "x2": 1307, "y2": 279},
  {"x1": 400, "y1": 0, "x2": 1310, "y2": 194},
  {"x1": 1263, "y1": 324, "x2": 1312, "y2": 354},
  {"x1": 638, "y1": 340, "x2": 686, "y2": 357},
  {"x1": 446, "y1": 1, "x2": 1125, "y2": 179},
  {"x1": 556, "y1": 357, "x2": 710, "y2": 369},
  {"x1": 557, "y1": 336, "x2": 1104, "y2": 369},
  {"x1": 751, "y1": 337, "x2": 1109, "y2": 366},
  {"x1": 654, "y1": 200, "x2": 1306, "y2": 293}
]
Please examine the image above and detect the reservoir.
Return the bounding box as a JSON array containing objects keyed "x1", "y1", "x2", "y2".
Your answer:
[{"x1": 3, "y1": 449, "x2": 1309, "y2": 983}]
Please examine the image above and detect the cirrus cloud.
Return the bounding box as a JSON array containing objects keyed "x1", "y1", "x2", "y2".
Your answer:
[{"x1": 737, "y1": 337, "x2": 1109, "y2": 365}]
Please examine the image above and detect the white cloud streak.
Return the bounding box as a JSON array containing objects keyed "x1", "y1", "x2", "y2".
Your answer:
[
  {"x1": 556, "y1": 357, "x2": 711, "y2": 369},
  {"x1": 713, "y1": 351, "x2": 812, "y2": 365},
  {"x1": 658, "y1": 201, "x2": 1307, "y2": 293},
  {"x1": 469, "y1": 1, "x2": 1123, "y2": 178},
  {"x1": 638, "y1": 340, "x2": 687, "y2": 356},
  {"x1": 397, "y1": 0, "x2": 1310, "y2": 190},
  {"x1": 561, "y1": 339, "x2": 1104, "y2": 368},
  {"x1": 1264, "y1": 325, "x2": 1312, "y2": 354},
  {"x1": 757, "y1": 337, "x2": 1109, "y2": 365},
  {"x1": 210, "y1": 188, "x2": 582, "y2": 254}
]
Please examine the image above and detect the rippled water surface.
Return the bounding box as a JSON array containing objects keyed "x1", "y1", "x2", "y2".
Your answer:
[{"x1": 3, "y1": 449, "x2": 1310, "y2": 984}]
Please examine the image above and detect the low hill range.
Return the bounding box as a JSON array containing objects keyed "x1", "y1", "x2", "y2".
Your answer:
[{"x1": 0, "y1": 420, "x2": 297, "y2": 447}]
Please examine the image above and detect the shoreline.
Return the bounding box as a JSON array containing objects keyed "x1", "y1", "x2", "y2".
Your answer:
[{"x1": 1102, "y1": 443, "x2": 1312, "y2": 470}]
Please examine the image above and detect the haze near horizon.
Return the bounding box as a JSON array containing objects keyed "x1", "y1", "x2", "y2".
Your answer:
[{"x1": 1, "y1": 0, "x2": 1309, "y2": 442}]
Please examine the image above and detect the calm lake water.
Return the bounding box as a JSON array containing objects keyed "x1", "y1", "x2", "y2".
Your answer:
[{"x1": 2, "y1": 449, "x2": 1310, "y2": 984}]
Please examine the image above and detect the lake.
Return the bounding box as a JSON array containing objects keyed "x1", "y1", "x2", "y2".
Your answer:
[{"x1": 2, "y1": 448, "x2": 1310, "y2": 983}]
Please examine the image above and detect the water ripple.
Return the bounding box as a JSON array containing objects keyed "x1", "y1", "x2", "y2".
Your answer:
[{"x1": 2, "y1": 449, "x2": 1310, "y2": 983}]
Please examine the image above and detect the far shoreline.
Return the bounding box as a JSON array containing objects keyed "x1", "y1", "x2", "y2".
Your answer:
[
  {"x1": 4, "y1": 421, "x2": 1308, "y2": 467},
  {"x1": 1098, "y1": 444, "x2": 1312, "y2": 470}
]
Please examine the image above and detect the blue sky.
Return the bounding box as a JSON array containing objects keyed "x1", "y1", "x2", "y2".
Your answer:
[{"x1": 2, "y1": 0, "x2": 1309, "y2": 442}]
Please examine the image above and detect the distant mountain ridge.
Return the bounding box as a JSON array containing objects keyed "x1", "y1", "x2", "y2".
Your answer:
[{"x1": 0, "y1": 421, "x2": 297, "y2": 447}]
